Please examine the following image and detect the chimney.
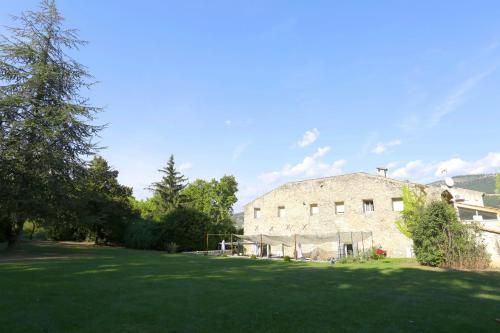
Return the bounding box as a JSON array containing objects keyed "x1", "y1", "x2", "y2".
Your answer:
[{"x1": 376, "y1": 167, "x2": 388, "y2": 178}]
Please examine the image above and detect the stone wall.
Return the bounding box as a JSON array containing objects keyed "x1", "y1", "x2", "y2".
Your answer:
[{"x1": 244, "y1": 173, "x2": 438, "y2": 257}]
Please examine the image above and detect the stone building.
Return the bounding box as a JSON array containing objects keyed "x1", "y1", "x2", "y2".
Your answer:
[{"x1": 243, "y1": 169, "x2": 488, "y2": 258}]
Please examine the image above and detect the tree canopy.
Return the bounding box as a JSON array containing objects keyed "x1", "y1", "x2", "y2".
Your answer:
[
  {"x1": 182, "y1": 175, "x2": 238, "y2": 224},
  {"x1": 150, "y1": 155, "x2": 188, "y2": 211},
  {"x1": 78, "y1": 157, "x2": 134, "y2": 244},
  {"x1": 395, "y1": 185, "x2": 427, "y2": 238},
  {"x1": 0, "y1": 0, "x2": 102, "y2": 247},
  {"x1": 0, "y1": 1, "x2": 240, "y2": 252},
  {"x1": 397, "y1": 187, "x2": 490, "y2": 269}
]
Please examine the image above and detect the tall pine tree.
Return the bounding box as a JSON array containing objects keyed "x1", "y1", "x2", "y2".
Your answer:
[
  {"x1": 151, "y1": 155, "x2": 187, "y2": 211},
  {"x1": 0, "y1": 0, "x2": 102, "y2": 248}
]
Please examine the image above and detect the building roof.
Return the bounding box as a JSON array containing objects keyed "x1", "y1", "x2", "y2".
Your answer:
[
  {"x1": 244, "y1": 172, "x2": 421, "y2": 208},
  {"x1": 244, "y1": 171, "x2": 485, "y2": 208},
  {"x1": 456, "y1": 203, "x2": 500, "y2": 214}
]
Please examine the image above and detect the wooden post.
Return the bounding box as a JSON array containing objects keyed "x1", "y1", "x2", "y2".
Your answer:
[
  {"x1": 351, "y1": 232, "x2": 354, "y2": 256},
  {"x1": 260, "y1": 234, "x2": 263, "y2": 257},
  {"x1": 338, "y1": 232, "x2": 341, "y2": 258},
  {"x1": 230, "y1": 234, "x2": 234, "y2": 255},
  {"x1": 205, "y1": 233, "x2": 209, "y2": 256},
  {"x1": 294, "y1": 234, "x2": 297, "y2": 260},
  {"x1": 361, "y1": 232, "x2": 365, "y2": 256}
]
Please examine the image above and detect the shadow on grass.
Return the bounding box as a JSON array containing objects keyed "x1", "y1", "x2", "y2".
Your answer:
[{"x1": 0, "y1": 242, "x2": 499, "y2": 333}]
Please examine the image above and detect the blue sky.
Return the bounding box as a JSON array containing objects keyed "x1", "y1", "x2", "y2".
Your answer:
[{"x1": 2, "y1": 1, "x2": 499, "y2": 210}]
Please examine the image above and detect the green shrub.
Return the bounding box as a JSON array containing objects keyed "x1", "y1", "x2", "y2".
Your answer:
[
  {"x1": 442, "y1": 223, "x2": 490, "y2": 270},
  {"x1": 250, "y1": 255, "x2": 257, "y2": 259},
  {"x1": 283, "y1": 256, "x2": 291, "y2": 262},
  {"x1": 338, "y1": 257, "x2": 347, "y2": 264},
  {"x1": 159, "y1": 208, "x2": 211, "y2": 252},
  {"x1": 166, "y1": 242, "x2": 179, "y2": 253},
  {"x1": 124, "y1": 220, "x2": 161, "y2": 250},
  {"x1": 413, "y1": 201, "x2": 490, "y2": 269}
]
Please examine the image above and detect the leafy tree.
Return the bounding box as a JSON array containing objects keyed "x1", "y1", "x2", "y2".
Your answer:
[
  {"x1": 395, "y1": 185, "x2": 427, "y2": 238},
  {"x1": 0, "y1": 0, "x2": 101, "y2": 248},
  {"x1": 182, "y1": 175, "x2": 238, "y2": 224},
  {"x1": 78, "y1": 156, "x2": 134, "y2": 244},
  {"x1": 412, "y1": 201, "x2": 489, "y2": 268},
  {"x1": 150, "y1": 155, "x2": 187, "y2": 211},
  {"x1": 129, "y1": 194, "x2": 164, "y2": 222},
  {"x1": 412, "y1": 201, "x2": 453, "y2": 266},
  {"x1": 124, "y1": 175, "x2": 239, "y2": 252}
]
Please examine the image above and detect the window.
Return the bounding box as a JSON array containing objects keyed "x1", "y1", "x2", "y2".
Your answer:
[
  {"x1": 254, "y1": 208, "x2": 261, "y2": 219},
  {"x1": 278, "y1": 206, "x2": 286, "y2": 218},
  {"x1": 392, "y1": 198, "x2": 404, "y2": 212},
  {"x1": 310, "y1": 204, "x2": 319, "y2": 216},
  {"x1": 335, "y1": 202, "x2": 345, "y2": 214},
  {"x1": 363, "y1": 200, "x2": 374, "y2": 213}
]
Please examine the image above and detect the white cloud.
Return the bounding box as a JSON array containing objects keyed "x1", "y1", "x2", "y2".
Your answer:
[
  {"x1": 435, "y1": 153, "x2": 500, "y2": 176},
  {"x1": 234, "y1": 182, "x2": 273, "y2": 212},
  {"x1": 431, "y1": 67, "x2": 497, "y2": 126},
  {"x1": 259, "y1": 146, "x2": 345, "y2": 184},
  {"x1": 179, "y1": 162, "x2": 193, "y2": 172},
  {"x1": 371, "y1": 139, "x2": 401, "y2": 154},
  {"x1": 312, "y1": 146, "x2": 331, "y2": 158},
  {"x1": 297, "y1": 128, "x2": 320, "y2": 147},
  {"x1": 224, "y1": 120, "x2": 232, "y2": 126},
  {"x1": 372, "y1": 143, "x2": 386, "y2": 154},
  {"x1": 232, "y1": 142, "x2": 250, "y2": 161},
  {"x1": 386, "y1": 161, "x2": 399, "y2": 169},
  {"x1": 390, "y1": 152, "x2": 500, "y2": 182}
]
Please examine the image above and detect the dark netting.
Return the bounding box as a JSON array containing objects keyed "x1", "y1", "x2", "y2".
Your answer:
[{"x1": 234, "y1": 232, "x2": 374, "y2": 261}]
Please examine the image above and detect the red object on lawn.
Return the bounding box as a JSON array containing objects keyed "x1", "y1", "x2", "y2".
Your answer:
[{"x1": 376, "y1": 248, "x2": 387, "y2": 256}]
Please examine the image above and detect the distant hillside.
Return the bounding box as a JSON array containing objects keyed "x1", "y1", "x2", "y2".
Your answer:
[
  {"x1": 232, "y1": 212, "x2": 244, "y2": 229},
  {"x1": 428, "y1": 174, "x2": 500, "y2": 208}
]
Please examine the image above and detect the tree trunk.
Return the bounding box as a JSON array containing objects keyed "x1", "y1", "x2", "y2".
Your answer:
[
  {"x1": 6, "y1": 216, "x2": 24, "y2": 251},
  {"x1": 30, "y1": 222, "x2": 37, "y2": 240},
  {"x1": 7, "y1": 235, "x2": 18, "y2": 250},
  {"x1": 6, "y1": 226, "x2": 19, "y2": 251}
]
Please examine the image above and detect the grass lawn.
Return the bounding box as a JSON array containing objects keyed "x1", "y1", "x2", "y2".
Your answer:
[{"x1": 0, "y1": 242, "x2": 499, "y2": 332}]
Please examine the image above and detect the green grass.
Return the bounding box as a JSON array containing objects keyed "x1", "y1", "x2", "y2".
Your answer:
[{"x1": 1, "y1": 242, "x2": 499, "y2": 332}]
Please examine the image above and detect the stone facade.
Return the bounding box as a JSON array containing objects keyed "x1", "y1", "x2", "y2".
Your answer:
[{"x1": 243, "y1": 172, "x2": 484, "y2": 258}]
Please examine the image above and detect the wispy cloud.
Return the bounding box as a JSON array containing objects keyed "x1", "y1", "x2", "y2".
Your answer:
[
  {"x1": 390, "y1": 152, "x2": 500, "y2": 182},
  {"x1": 386, "y1": 161, "x2": 399, "y2": 169},
  {"x1": 431, "y1": 67, "x2": 497, "y2": 126},
  {"x1": 179, "y1": 162, "x2": 193, "y2": 172},
  {"x1": 224, "y1": 120, "x2": 232, "y2": 126},
  {"x1": 396, "y1": 114, "x2": 420, "y2": 132},
  {"x1": 358, "y1": 131, "x2": 379, "y2": 157},
  {"x1": 232, "y1": 142, "x2": 250, "y2": 161},
  {"x1": 259, "y1": 146, "x2": 345, "y2": 184},
  {"x1": 297, "y1": 128, "x2": 320, "y2": 148},
  {"x1": 371, "y1": 139, "x2": 401, "y2": 154}
]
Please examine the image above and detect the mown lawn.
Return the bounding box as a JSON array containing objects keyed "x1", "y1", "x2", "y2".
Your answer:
[{"x1": 0, "y1": 242, "x2": 499, "y2": 332}]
